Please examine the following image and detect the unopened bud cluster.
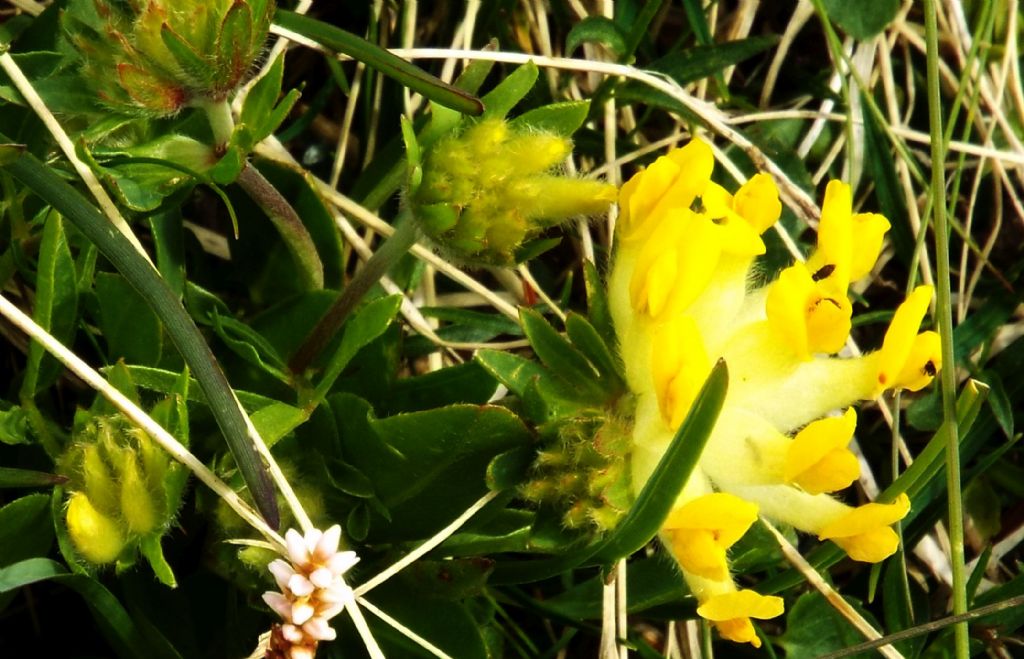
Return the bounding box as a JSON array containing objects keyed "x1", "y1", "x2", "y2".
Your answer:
[
  {"x1": 62, "y1": 0, "x2": 273, "y2": 116},
  {"x1": 410, "y1": 118, "x2": 617, "y2": 266},
  {"x1": 61, "y1": 415, "x2": 179, "y2": 564},
  {"x1": 262, "y1": 526, "x2": 359, "y2": 659},
  {"x1": 520, "y1": 413, "x2": 632, "y2": 533}
]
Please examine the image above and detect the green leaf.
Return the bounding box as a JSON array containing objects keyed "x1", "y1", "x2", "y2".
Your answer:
[
  {"x1": 566, "y1": 16, "x2": 627, "y2": 57},
  {"x1": 0, "y1": 467, "x2": 67, "y2": 489},
  {"x1": 21, "y1": 211, "x2": 77, "y2": 395},
  {"x1": 520, "y1": 308, "x2": 606, "y2": 402},
  {"x1": 481, "y1": 61, "x2": 539, "y2": 120},
  {"x1": 108, "y1": 365, "x2": 278, "y2": 411},
  {"x1": 593, "y1": 360, "x2": 727, "y2": 562},
  {"x1": 882, "y1": 558, "x2": 930, "y2": 658},
  {"x1": 0, "y1": 558, "x2": 181, "y2": 659},
  {"x1": 209, "y1": 310, "x2": 288, "y2": 381},
  {"x1": 95, "y1": 272, "x2": 164, "y2": 366},
  {"x1": 509, "y1": 100, "x2": 592, "y2": 137},
  {"x1": 241, "y1": 53, "x2": 285, "y2": 138},
  {"x1": 0, "y1": 494, "x2": 53, "y2": 566},
  {"x1": 0, "y1": 405, "x2": 31, "y2": 445},
  {"x1": 386, "y1": 361, "x2": 499, "y2": 414},
  {"x1": 250, "y1": 402, "x2": 309, "y2": 449},
  {"x1": 311, "y1": 294, "x2": 403, "y2": 404},
  {"x1": 565, "y1": 312, "x2": 625, "y2": 389},
  {"x1": 777, "y1": 591, "x2": 882, "y2": 658},
  {"x1": 139, "y1": 534, "x2": 176, "y2": 588},
  {"x1": 542, "y1": 557, "x2": 691, "y2": 619},
  {"x1": 474, "y1": 349, "x2": 548, "y2": 398},
  {"x1": 331, "y1": 395, "x2": 531, "y2": 541},
  {"x1": 583, "y1": 260, "x2": 615, "y2": 345},
  {"x1": 273, "y1": 10, "x2": 483, "y2": 116},
  {"x1": 821, "y1": 0, "x2": 901, "y2": 40}
]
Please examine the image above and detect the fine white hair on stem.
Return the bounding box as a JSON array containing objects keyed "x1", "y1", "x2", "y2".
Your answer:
[{"x1": 0, "y1": 292, "x2": 286, "y2": 549}]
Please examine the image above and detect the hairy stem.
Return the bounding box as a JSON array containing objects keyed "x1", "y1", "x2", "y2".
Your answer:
[{"x1": 236, "y1": 163, "x2": 325, "y2": 290}]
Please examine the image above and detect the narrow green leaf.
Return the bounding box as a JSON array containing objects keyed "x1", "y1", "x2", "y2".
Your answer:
[
  {"x1": 3, "y1": 148, "x2": 280, "y2": 528},
  {"x1": 139, "y1": 535, "x2": 176, "y2": 588},
  {"x1": 509, "y1": 100, "x2": 592, "y2": 137},
  {"x1": 21, "y1": 211, "x2": 77, "y2": 396},
  {"x1": 250, "y1": 402, "x2": 309, "y2": 448},
  {"x1": 565, "y1": 312, "x2": 625, "y2": 388},
  {"x1": 0, "y1": 467, "x2": 67, "y2": 488},
  {"x1": 0, "y1": 494, "x2": 53, "y2": 565},
  {"x1": 241, "y1": 52, "x2": 285, "y2": 136},
  {"x1": 583, "y1": 261, "x2": 615, "y2": 345},
  {"x1": 481, "y1": 61, "x2": 538, "y2": 120},
  {"x1": 593, "y1": 360, "x2": 727, "y2": 561},
  {"x1": 519, "y1": 308, "x2": 605, "y2": 401},
  {"x1": 311, "y1": 295, "x2": 402, "y2": 404},
  {"x1": 95, "y1": 272, "x2": 163, "y2": 366},
  {"x1": 474, "y1": 349, "x2": 547, "y2": 398},
  {"x1": 566, "y1": 16, "x2": 627, "y2": 57},
  {"x1": 273, "y1": 10, "x2": 483, "y2": 116}
]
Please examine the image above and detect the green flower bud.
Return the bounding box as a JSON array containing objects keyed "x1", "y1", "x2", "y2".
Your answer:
[
  {"x1": 62, "y1": 0, "x2": 274, "y2": 116},
  {"x1": 121, "y1": 455, "x2": 163, "y2": 535},
  {"x1": 66, "y1": 492, "x2": 127, "y2": 564},
  {"x1": 411, "y1": 118, "x2": 617, "y2": 266}
]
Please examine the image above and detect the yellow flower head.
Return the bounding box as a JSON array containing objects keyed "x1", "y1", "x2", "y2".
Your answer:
[
  {"x1": 662, "y1": 493, "x2": 758, "y2": 581},
  {"x1": 607, "y1": 139, "x2": 938, "y2": 646},
  {"x1": 784, "y1": 408, "x2": 860, "y2": 495},
  {"x1": 696, "y1": 589, "x2": 785, "y2": 648},
  {"x1": 818, "y1": 493, "x2": 912, "y2": 562}
]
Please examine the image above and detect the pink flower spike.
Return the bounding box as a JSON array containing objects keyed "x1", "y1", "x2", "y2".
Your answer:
[
  {"x1": 288, "y1": 574, "x2": 315, "y2": 598},
  {"x1": 262, "y1": 591, "x2": 292, "y2": 619},
  {"x1": 314, "y1": 525, "x2": 342, "y2": 560},
  {"x1": 269, "y1": 559, "x2": 295, "y2": 590},
  {"x1": 308, "y1": 566, "x2": 334, "y2": 589},
  {"x1": 285, "y1": 529, "x2": 309, "y2": 565},
  {"x1": 291, "y1": 601, "x2": 316, "y2": 626},
  {"x1": 328, "y1": 550, "x2": 359, "y2": 574},
  {"x1": 303, "y1": 617, "x2": 338, "y2": 641}
]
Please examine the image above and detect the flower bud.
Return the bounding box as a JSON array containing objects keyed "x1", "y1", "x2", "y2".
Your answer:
[
  {"x1": 62, "y1": 0, "x2": 274, "y2": 116},
  {"x1": 411, "y1": 118, "x2": 616, "y2": 266},
  {"x1": 66, "y1": 492, "x2": 127, "y2": 564},
  {"x1": 121, "y1": 455, "x2": 163, "y2": 535}
]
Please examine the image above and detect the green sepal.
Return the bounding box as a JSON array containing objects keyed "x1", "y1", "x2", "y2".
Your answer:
[
  {"x1": 509, "y1": 100, "x2": 592, "y2": 137},
  {"x1": 160, "y1": 23, "x2": 213, "y2": 89},
  {"x1": 481, "y1": 61, "x2": 539, "y2": 120},
  {"x1": 215, "y1": 0, "x2": 253, "y2": 87}
]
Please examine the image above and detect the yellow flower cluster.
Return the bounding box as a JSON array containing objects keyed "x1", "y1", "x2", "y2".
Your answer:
[{"x1": 608, "y1": 139, "x2": 940, "y2": 646}]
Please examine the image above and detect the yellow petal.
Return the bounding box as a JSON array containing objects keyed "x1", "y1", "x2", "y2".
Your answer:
[
  {"x1": 651, "y1": 315, "x2": 711, "y2": 429},
  {"x1": 619, "y1": 139, "x2": 714, "y2": 242},
  {"x1": 713, "y1": 617, "x2": 762, "y2": 647},
  {"x1": 877, "y1": 286, "x2": 934, "y2": 393},
  {"x1": 784, "y1": 409, "x2": 858, "y2": 489},
  {"x1": 833, "y1": 526, "x2": 901, "y2": 562},
  {"x1": 733, "y1": 173, "x2": 782, "y2": 234},
  {"x1": 713, "y1": 211, "x2": 766, "y2": 257},
  {"x1": 818, "y1": 493, "x2": 910, "y2": 562},
  {"x1": 815, "y1": 180, "x2": 854, "y2": 287},
  {"x1": 702, "y1": 181, "x2": 734, "y2": 217},
  {"x1": 766, "y1": 263, "x2": 815, "y2": 360},
  {"x1": 663, "y1": 492, "x2": 759, "y2": 547},
  {"x1": 805, "y1": 284, "x2": 853, "y2": 355},
  {"x1": 66, "y1": 492, "x2": 127, "y2": 565},
  {"x1": 697, "y1": 589, "x2": 785, "y2": 621},
  {"x1": 892, "y1": 330, "x2": 942, "y2": 392},
  {"x1": 666, "y1": 529, "x2": 729, "y2": 580},
  {"x1": 793, "y1": 449, "x2": 861, "y2": 495},
  {"x1": 849, "y1": 212, "x2": 891, "y2": 280}
]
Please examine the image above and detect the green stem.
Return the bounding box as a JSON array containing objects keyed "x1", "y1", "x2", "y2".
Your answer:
[
  {"x1": 201, "y1": 99, "x2": 236, "y2": 147},
  {"x1": 235, "y1": 163, "x2": 324, "y2": 290},
  {"x1": 3, "y1": 149, "x2": 280, "y2": 529},
  {"x1": 289, "y1": 214, "x2": 418, "y2": 374},
  {"x1": 923, "y1": 1, "x2": 968, "y2": 657}
]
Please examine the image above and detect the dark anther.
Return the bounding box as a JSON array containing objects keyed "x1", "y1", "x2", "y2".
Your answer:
[{"x1": 924, "y1": 361, "x2": 937, "y2": 376}]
